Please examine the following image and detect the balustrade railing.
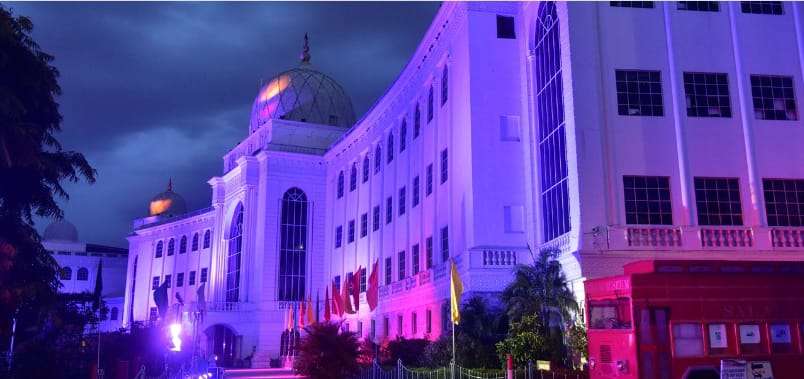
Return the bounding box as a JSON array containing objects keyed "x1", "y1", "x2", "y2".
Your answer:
[
  {"x1": 606, "y1": 225, "x2": 804, "y2": 252},
  {"x1": 771, "y1": 227, "x2": 804, "y2": 249},
  {"x1": 481, "y1": 249, "x2": 518, "y2": 266},
  {"x1": 354, "y1": 360, "x2": 587, "y2": 379},
  {"x1": 615, "y1": 226, "x2": 683, "y2": 249},
  {"x1": 699, "y1": 227, "x2": 754, "y2": 249}
]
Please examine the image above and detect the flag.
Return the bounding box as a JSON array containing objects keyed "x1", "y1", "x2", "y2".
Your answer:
[
  {"x1": 367, "y1": 260, "x2": 379, "y2": 311},
  {"x1": 92, "y1": 259, "x2": 103, "y2": 310},
  {"x1": 332, "y1": 279, "x2": 344, "y2": 317},
  {"x1": 196, "y1": 282, "x2": 206, "y2": 322},
  {"x1": 299, "y1": 301, "x2": 306, "y2": 328},
  {"x1": 351, "y1": 267, "x2": 362, "y2": 312},
  {"x1": 324, "y1": 286, "x2": 331, "y2": 322},
  {"x1": 287, "y1": 304, "x2": 294, "y2": 330},
  {"x1": 342, "y1": 276, "x2": 355, "y2": 314},
  {"x1": 306, "y1": 296, "x2": 314, "y2": 325},
  {"x1": 153, "y1": 280, "x2": 169, "y2": 320},
  {"x1": 315, "y1": 291, "x2": 320, "y2": 324},
  {"x1": 450, "y1": 259, "x2": 463, "y2": 325}
]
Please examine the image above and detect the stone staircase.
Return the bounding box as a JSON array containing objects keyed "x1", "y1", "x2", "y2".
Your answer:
[{"x1": 222, "y1": 367, "x2": 304, "y2": 379}]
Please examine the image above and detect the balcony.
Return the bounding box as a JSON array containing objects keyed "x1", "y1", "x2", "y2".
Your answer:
[{"x1": 606, "y1": 225, "x2": 804, "y2": 252}]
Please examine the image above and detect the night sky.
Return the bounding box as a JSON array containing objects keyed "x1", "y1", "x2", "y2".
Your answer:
[{"x1": 11, "y1": 2, "x2": 440, "y2": 247}]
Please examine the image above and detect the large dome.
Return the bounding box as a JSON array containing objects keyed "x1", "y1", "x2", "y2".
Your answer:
[
  {"x1": 249, "y1": 35, "x2": 356, "y2": 134},
  {"x1": 149, "y1": 180, "x2": 187, "y2": 217},
  {"x1": 44, "y1": 219, "x2": 79, "y2": 242}
]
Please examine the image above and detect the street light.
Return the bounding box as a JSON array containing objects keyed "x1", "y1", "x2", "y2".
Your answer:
[{"x1": 169, "y1": 323, "x2": 182, "y2": 352}]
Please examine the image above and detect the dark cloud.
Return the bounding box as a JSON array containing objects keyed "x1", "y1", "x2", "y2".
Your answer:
[{"x1": 12, "y1": 2, "x2": 439, "y2": 247}]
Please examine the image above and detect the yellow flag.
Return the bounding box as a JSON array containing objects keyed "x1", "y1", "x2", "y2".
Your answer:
[{"x1": 450, "y1": 259, "x2": 463, "y2": 325}]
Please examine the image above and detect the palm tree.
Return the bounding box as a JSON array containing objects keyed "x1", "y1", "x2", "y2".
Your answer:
[
  {"x1": 501, "y1": 247, "x2": 579, "y2": 329},
  {"x1": 456, "y1": 296, "x2": 507, "y2": 368}
]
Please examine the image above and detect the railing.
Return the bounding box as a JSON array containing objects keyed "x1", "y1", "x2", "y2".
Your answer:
[
  {"x1": 481, "y1": 250, "x2": 518, "y2": 267},
  {"x1": 206, "y1": 301, "x2": 254, "y2": 312},
  {"x1": 607, "y1": 225, "x2": 804, "y2": 252},
  {"x1": 771, "y1": 227, "x2": 804, "y2": 249},
  {"x1": 699, "y1": 227, "x2": 753, "y2": 249},
  {"x1": 354, "y1": 360, "x2": 587, "y2": 379},
  {"x1": 620, "y1": 226, "x2": 683, "y2": 249}
]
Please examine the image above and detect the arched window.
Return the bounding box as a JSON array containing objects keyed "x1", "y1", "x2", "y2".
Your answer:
[
  {"x1": 192, "y1": 233, "x2": 199, "y2": 251},
  {"x1": 535, "y1": 1, "x2": 570, "y2": 242},
  {"x1": 155, "y1": 241, "x2": 164, "y2": 258},
  {"x1": 374, "y1": 145, "x2": 382, "y2": 174},
  {"x1": 167, "y1": 238, "x2": 175, "y2": 256},
  {"x1": 203, "y1": 230, "x2": 211, "y2": 248},
  {"x1": 427, "y1": 85, "x2": 434, "y2": 122},
  {"x1": 414, "y1": 104, "x2": 421, "y2": 138},
  {"x1": 350, "y1": 163, "x2": 357, "y2": 192},
  {"x1": 399, "y1": 120, "x2": 407, "y2": 152},
  {"x1": 387, "y1": 133, "x2": 394, "y2": 163},
  {"x1": 179, "y1": 236, "x2": 187, "y2": 254},
  {"x1": 60, "y1": 267, "x2": 72, "y2": 280},
  {"x1": 110, "y1": 307, "x2": 119, "y2": 321},
  {"x1": 362, "y1": 155, "x2": 370, "y2": 183},
  {"x1": 279, "y1": 188, "x2": 308, "y2": 301},
  {"x1": 77, "y1": 267, "x2": 89, "y2": 281},
  {"x1": 441, "y1": 66, "x2": 449, "y2": 105},
  {"x1": 226, "y1": 204, "x2": 244, "y2": 302},
  {"x1": 337, "y1": 171, "x2": 344, "y2": 199}
]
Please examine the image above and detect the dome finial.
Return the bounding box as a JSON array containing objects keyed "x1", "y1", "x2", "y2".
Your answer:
[{"x1": 300, "y1": 33, "x2": 311, "y2": 65}]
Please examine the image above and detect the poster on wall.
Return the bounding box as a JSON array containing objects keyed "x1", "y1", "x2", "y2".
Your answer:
[
  {"x1": 709, "y1": 324, "x2": 728, "y2": 348},
  {"x1": 770, "y1": 324, "x2": 791, "y2": 344},
  {"x1": 739, "y1": 324, "x2": 761, "y2": 344},
  {"x1": 720, "y1": 360, "x2": 746, "y2": 379}
]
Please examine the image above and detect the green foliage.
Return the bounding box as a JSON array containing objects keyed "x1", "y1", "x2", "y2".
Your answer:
[
  {"x1": 495, "y1": 314, "x2": 550, "y2": 367},
  {"x1": 294, "y1": 322, "x2": 361, "y2": 379},
  {"x1": 382, "y1": 337, "x2": 430, "y2": 367},
  {"x1": 565, "y1": 322, "x2": 588, "y2": 369}
]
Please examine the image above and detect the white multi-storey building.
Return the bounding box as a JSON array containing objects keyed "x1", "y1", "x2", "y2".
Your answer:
[{"x1": 122, "y1": 1, "x2": 804, "y2": 367}]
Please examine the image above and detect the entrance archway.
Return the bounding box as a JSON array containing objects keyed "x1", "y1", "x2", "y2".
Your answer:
[{"x1": 205, "y1": 324, "x2": 240, "y2": 367}]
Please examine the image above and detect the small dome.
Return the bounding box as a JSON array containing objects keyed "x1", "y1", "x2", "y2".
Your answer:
[
  {"x1": 149, "y1": 180, "x2": 187, "y2": 217},
  {"x1": 249, "y1": 34, "x2": 356, "y2": 133},
  {"x1": 44, "y1": 219, "x2": 79, "y2": 242}
]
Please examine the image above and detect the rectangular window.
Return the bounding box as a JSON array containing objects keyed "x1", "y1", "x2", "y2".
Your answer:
[
  {"x1": 683, "y1": 72, "x2": 731, "y2": 117},
  {"x1": 440, "y1": 149, "x2": 448, "y2": 184},
  {"x1": 741, "y1": 1, "x2": 783, "y2": 15},
  {"x1": 440, "y1": 227, "x2": 449, "y2": 262},
  {"x1": 334, "y1": 275, "x2": 341, "y2": 292},
  {"x1": 441, "y1": 67, "x2": 448, "y2": 106},
  {"x1": 400, "y1": 123, "x2": 407, "y2": 153},
  {"x1": 426, "y1": 164, "x2": 434, "y2": 196},
  {"x1": 750, "y1": 74, "x2": 797, "y2": 120},
  {"x1": 427, "y1": 86, "x2": 434, "y2": 123},
  {"x1": 165, "y1": 274, "x2": 172, "y2": 288},
  {"x1": 412, "y1": 176, "x2": 420, "y2": 207},
  {"x1": 386, "y1": 197, "x2": 393, "y2": 224},
  {"x1": 694, "y1": 177, "x2": 743, "y2": 225},
  {"x1": 399, "y1": 187, "x2": 406, "y2": 216},
  {"x1": 360, "y1": 267, "x2": 367, "y2": 293},
  {"x1": 672, "y1": 323, "x2": 704, "y2": 357},
  {"x1": 610, "y1": 1, "x2": 655, "y2": 8},
  {"x1": 739, "y1": 323, "x2": 766, "y2": 354},
  {"x1": 152, "y1": 276, "x2": 159, "y2": 290},
  {"x1": 414, "y1": 105, "x2": 421, "y2": 138},
  {"x1": 615, "y1": 69, "x2": 664, "y2": 117},
  {"x1": 200, "y1": 268, "x2": 208, "y2": 283},
  {"x1": 426, "y1": 237, "x2": 433, "y2": 269},
  {"x1": 373, "y1": 205, "x2": 381, "y2": 231},
  {"x1": 189, "y1": 271, "x2": 196, "y2": 285},
  {"x1": 412, "y1": 312, "x2": 418, "y2": 335},
  {"x1": 335, "y1": 226, "x2": 343, "y2": 247},
  {"x1": 426, "y1": 309, "x2": 432, "y2": 333},
  {"x1": 398, "y1": 250, "x2": 406, "y2": 280},
  {"x1": 348, "y1": 220, "x2": 355, "y2": 243},
  {"x1": 496, "y1": 15, "x2": 516, "y2": 39},
  {"x1": 385, "y1": 257, "x2": 392, "y2": 285},
  {"x1": 176, "y1": 272, "x2": 184, "y2": 287},
  {"x1": 397, "y1": 315, "x2": 403, "y2": 337},
  {"x1": 384, "y1": 317, "x2": 390, "y2": 337},
  {"x1": 770, "y1": 323, "x2": 793, "y2": 354},
  {"x1": 371, "y1": 319, "x2": 376, "y2": 339},
  {"x1": 623, "y1": 176, "x2": 673, "y2": 225},
  {"x1": 678, "y1": 1, "x2": 719, "y2": 11},
  {"x1": 346, "y1": 272, "x2": 353, "y2": 297},
  {"x1": 763, "y1": 179, "x2": 804, "y2": 226},
  {"x1": 412, "y1": 244, "x2": 420, "y2": 274},
  {"x1": 360, "y1": 213, "x2": 368, "y2": 238}
]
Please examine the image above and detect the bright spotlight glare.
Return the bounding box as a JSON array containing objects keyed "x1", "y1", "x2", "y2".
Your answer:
[{"x1": 169, "y1": 323, "x2": 182, "y2": 352}]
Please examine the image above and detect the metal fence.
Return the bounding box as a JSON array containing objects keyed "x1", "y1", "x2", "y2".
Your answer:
[{"x1": 355, "y1": 360, "x2": 587, "y2": 379}]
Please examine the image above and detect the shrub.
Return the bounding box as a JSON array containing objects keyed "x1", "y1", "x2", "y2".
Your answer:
[
  {"x1": 294, "y1": 322, "x2": 360, "y2": 379},
  {"x1": 382, "y1": 337, "x2": 430, "y2": 366}
]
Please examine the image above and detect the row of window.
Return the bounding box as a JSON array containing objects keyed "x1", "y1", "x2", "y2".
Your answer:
[
  {"x1": 151, "y1": 268, "x2": 208, "y2": 289},
  {"x1": 615, "y1": 69, "x2": 798, "y2": 121},
  {"x1": 383, "y1": 227, "x2": 449, "y2": 285},
  {"x1": 624, "y1": 176, "x2": 804, "y2": 227},
  {"x1": 154, "y1": 229, "x2": 211, "y2": 258},
  {"x1": 611, "y1": 1, "x2": 785, "y2": 15},
  {"x1": 59, "y1": 266, "x2": 89, "y2": 281},
  {"x1": 672, "y1": 321, "x2": 804, "y2": 358},
  {"x1": 334, "y1": 152, "x2": 448, "y2": 248},
  {"x1": 336, "y1": 66, "x2": 449, "y2": 199}
]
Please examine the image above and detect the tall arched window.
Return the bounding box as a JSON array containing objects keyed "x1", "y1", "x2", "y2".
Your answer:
[
  {"x1": 350, "y1": 163, "x2": 357, "y2": 191},
  {"x1": 226, "y1": 204, "x2": 244, "y2": 302},
  {"x1": 337, "y1": 171, "x2": 344, "y2": 198},
  {"x1": 179, "y1": 236, "x2": 187, "y2": 254},
  {"x1": 77, "y1": 267, "x2": 89, "y2": 281},
  {"x1": 279, "y1": 188, "x2": 308, "y2": 301},
  {"x1": 374, "y1": 145, "x2": 382, "y2": 174},
  {"x1": 60, "y1": 267, "x2": 72, "y2": 280},
  {"x1": 535, "y1": 1, "x2": 570, "y2": 242},
  {"x1": 155, "y1": 241, "x2": 163, "y2": 258},
  {"x1": 362, "y1": 155, "x2": 370, "y2": 183},
  {"x1": 192, "y1": 233, "x2": 199, "y2": 251},
  {"x1": 203, "y1": 230, "x2": 211, "y2": 248},
  {"x1": 387, "y1": 133, "x2": 394, "y2": 163},
  {"x1": 167, "y1": 238, "x2": 175, "y2": 256},
  {"x1": 399, "y1": 120, "x2": 407, "y2": 152}
]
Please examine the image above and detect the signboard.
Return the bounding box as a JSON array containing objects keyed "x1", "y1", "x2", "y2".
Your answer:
[
  {"x1": 536, "y1": 360, "x2": 551, "y2": 371},
  {"x1": 748, "y1": 361, "x2": 773, "y2": 379},
  {"x1": 709, "y1": 324, "x2": 728, "y2": 348},
  {"x1": 720, "y1": 360, "x2": 774, "y2": 379}
]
